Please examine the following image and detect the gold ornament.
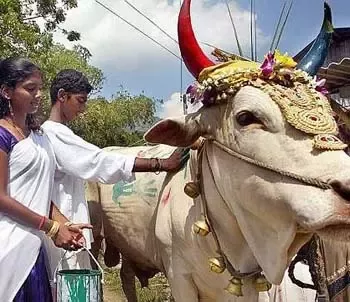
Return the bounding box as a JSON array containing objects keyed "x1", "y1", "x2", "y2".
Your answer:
[
  {"x1": 225, "y1": 278, "x2": 243, "y2": 297},
  {"x1": 208, "y1": 256, "x2": 226, "y2": 274},
  {"x1": 184, "y1": 182, "x2": 200, "y2": 199},
  {"x1": 254, "y1": 274, "x2": 272, "y2": 292},
  {"x1": 192, "y1": 220, "x2": 210, "y2": 236},
  {"x1": 313, "y1": 134, "x2": 347, "y2": 150},
  {"x1": 262, "y1": 82, "x2": 338, "y2": 136},
  {"x1": 196, "y1": 60, "x2": 346, "y2": 151}
]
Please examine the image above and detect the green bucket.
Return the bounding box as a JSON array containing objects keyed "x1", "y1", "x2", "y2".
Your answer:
[{"x1": 55, "y1": 247, "x2": 104, "y2": 302}]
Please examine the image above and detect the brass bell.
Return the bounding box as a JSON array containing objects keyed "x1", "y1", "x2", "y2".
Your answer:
[
  {"x1": 192, "y1": 220, "x2": 210, "y2": 236},
  {"x1": 208, "y1": 256, "x2": 226, "y2": 274},
  {"x1": 184, "y1": 182, "x2": 200, "y2": 199},
  {"x1": 225, "y1": 277, "x2": 243, "y2": 297},
  {"x1": 254, "y1": 274, "x2": 272, "y2": 292}
]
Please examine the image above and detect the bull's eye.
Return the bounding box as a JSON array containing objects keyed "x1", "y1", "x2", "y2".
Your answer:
[{"x1": 236, "y1": 111, "x2": 260, "y2": 127}]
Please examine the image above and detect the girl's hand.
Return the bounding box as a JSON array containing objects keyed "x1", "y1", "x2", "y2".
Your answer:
[
  {"x1": 53, "y1": 223, "x2": 92, "y2": 251},
  {"x1": 68, "y1": 223, "x2": 93, "y2": 246}
]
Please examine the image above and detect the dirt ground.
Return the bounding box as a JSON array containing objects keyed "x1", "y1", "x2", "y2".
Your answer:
[{"x1": 103, "y1": 285, "x2": 124, "y2": 302}]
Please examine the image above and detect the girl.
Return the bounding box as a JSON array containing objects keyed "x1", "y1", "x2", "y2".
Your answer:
[{"x1": 0, "y1": 57, "x2": 90, "y2": 302}]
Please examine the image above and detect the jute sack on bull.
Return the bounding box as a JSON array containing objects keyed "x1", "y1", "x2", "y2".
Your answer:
[{"x1": 95, "y1": 144, "x2": 179, "y2": 265}]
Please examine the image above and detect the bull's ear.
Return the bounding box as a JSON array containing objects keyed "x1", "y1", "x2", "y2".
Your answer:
[{"x1": 144, "y1": 114, "x2": 201, "y2": 147}]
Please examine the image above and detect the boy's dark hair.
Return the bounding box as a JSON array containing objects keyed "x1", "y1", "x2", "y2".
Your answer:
[{"x1": 50, "y1": 69, "x2": 93, "y2": 104}]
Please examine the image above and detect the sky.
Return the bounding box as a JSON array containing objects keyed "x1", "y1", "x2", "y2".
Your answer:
[{"x1": 53, "y1": 0, "x2": 350, "y2": 117}]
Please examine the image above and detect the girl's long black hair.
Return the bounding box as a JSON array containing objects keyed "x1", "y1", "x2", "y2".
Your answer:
[{"x1": 0, "y1": 57, "x2": 41, "y2": 131}]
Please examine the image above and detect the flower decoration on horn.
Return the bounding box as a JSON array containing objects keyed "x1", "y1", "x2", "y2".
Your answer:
[{"x1": 260, "y1": 50, "x2": 297, "y2": 80}]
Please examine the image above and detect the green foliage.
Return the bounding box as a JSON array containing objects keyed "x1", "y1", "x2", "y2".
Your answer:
[
  {"x1": 0, "y1": 1, "x2": 53, "y2": 58},
  {"x1": 69, "y1": 91, "x2": 157, "y2": 148},
  {"x1": 39, "y1": 44, "x2": 104, "y2": 92},
  {"x1": 12, "y1": 0, "x2": 77, "y2": 36},
  {"x1": 0, "y1": 0, "x2": 79, "y2": 57}
]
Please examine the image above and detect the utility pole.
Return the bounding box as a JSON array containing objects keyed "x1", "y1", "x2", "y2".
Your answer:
[{"x1": 182, "y1": 93, "x2": 188, "y2": 115}]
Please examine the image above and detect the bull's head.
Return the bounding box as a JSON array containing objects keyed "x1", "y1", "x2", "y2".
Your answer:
[{"x1": 145, "y1": 0, "x2": 350, "y2": 284}]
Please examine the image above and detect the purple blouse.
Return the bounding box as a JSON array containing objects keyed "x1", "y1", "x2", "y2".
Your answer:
[{"x1": 0, "y1": 126, "x2": 18, "y2": 154}]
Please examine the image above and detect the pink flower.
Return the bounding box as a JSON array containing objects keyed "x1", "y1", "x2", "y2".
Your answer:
[
  {"x1": 315, "y1": 86, "x2": 329, "y2": 95},
  {"x1": 260, "y1": 52, "x2": 276, "y2": 77},
  {"x1": 315, "y1": 78, "x2": 328, "y2": 95},
  {"x1": 186, "y1": 82, "x2": 204, "y2": 104}
]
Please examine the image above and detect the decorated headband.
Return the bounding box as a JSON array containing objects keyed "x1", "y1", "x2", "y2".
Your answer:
[{"x1": 178, "y1": 0, "x2": 346, "y2": 151}]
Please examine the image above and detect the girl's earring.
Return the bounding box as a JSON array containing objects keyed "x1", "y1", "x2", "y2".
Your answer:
[
  {"x1": 0, "y1": 88, "x2": 7, "y2": 100},
  {"x1": 8, "y1": 101, "x2": 13, "y2": 117},
  {"x1": 0, "y1": 88, "x2": 12, "y2": 117}
]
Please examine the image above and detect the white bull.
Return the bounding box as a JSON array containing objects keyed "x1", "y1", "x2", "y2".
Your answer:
[
  {"x1": 86, "y1": 85, "x2": 350, "y2": 301},
  {"x1": 87, "y1": 148, "x2": 316, "y2": 302}
]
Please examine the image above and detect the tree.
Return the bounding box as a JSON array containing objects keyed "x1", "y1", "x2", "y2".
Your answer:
[
  {"x1": 0, "y1": 0, "x2": 83, "y2": 60},
  {"x1": 69, "y1": 91, "x2": 157, "y2": 148},
  {"x1": 41, "y1": 44, "x2": 104, "y2": 92},
  {"x1": 0, "y1": 1, "x2": 53, "y2": 58},
  {"x1": 1, "y1": 0, "x2": 80, "y2": 41}
]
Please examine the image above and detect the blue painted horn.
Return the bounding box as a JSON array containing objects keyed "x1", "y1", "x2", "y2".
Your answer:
[{"x1": 296, "y1": 2, "x2": 333, "y2": 76}]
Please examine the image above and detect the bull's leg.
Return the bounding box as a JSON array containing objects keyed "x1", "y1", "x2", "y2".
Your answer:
[
  {"x1": 104, "y1": 239, "x2": 121, "y2": 268},
  {"x1": 120, "y1": 256, "x2": 138, "y2": 302}
]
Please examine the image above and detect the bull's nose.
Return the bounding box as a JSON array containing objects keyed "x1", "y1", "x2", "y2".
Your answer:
[{"x1": 329, "y1": 179, "x2": 350, "y2": 202}]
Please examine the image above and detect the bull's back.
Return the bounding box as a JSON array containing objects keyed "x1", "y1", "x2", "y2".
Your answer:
[{"x1": 90, "y1": 144, "x2": 176, "y2": 270}]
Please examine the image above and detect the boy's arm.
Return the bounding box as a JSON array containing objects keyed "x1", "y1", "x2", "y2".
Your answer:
[{"x1": 46, "y1": 125, "x2": 189, "y2": 184}]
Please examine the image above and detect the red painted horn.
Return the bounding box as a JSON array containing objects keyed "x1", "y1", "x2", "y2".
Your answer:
[{"x1": 178, "y1": 0, "x2": 215, "y2": 79}]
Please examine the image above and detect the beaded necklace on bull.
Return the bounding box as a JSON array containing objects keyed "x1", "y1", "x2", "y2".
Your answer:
[{"x1": 178, "y1": 0, "x2": 346, "y2": 297}]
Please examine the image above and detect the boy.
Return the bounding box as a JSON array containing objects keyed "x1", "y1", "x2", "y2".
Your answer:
[{"x1": 42, "y1": 69, "x2": 188, "y2": 279}]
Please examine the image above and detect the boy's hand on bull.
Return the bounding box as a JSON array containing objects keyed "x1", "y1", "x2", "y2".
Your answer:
[
  {"x1": 133, "y1": 147, "x2": 190, "y2": 173},
  {"x1": 161, "y1": 147, "x2": 190, "y2": 172}
]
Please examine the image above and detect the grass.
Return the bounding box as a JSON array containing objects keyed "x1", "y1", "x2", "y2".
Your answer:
[{"x1": 104, "y1": 267, "x2": 173, "y2": 302}]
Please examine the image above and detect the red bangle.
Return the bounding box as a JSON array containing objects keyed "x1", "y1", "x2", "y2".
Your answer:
[{"x1": 38, "y1": 216, "x2": 46, "y2": 230}]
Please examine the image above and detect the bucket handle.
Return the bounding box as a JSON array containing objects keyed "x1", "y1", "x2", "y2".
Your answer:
[{"x1": 53, "y1": 246, "x2": 105, "y2": 285}]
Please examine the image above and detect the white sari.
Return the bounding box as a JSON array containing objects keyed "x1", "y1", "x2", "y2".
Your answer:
[{"x1": 0, "y1": 131, "x2": 55, "y2": 302}]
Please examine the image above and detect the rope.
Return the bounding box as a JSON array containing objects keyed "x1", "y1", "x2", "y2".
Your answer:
[
  {"x1": 197, "y1": 143, "x2": 262, "y2": 279},
  {"x1": 211, "y1": 140, "x2": 332, "y2": 190}
]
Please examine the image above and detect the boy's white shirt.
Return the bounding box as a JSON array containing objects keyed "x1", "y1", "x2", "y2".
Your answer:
[{"x1": 41, "y1": 120, "x2": 135, "y2": 277}]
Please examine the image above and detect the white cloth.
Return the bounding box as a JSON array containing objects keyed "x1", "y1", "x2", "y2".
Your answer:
[
  {"x1": 0, "y1": 131, "x2": 56, "y2": 302},
  {"x1": 41, "y1": 121, "x2": 135, "y2": 277}
]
